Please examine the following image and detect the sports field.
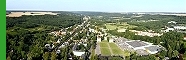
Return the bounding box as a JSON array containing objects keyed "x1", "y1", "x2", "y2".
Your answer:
[{"x1": 99, "y1": 40, "x2": 130, "y2": 56}]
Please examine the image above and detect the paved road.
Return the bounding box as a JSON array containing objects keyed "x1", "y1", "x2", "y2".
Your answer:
[{"x1": 95, "y1": 42, "x2": 101, "y2": 55}]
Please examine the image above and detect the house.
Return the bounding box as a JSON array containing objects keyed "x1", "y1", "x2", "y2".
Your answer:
[
  {"x1": 56, "y1": 39, "x2": 61, "y2": 43},
  {"x1": 56, "y1": 50, "x2": 61, "y2": 54},
  {"x1": 164, "y1": 28, "x2": 174, "y2": 32},
  {"x1": 45, "y1": 44, "x2": 54, "y2": 52},
  {"x1": 174, "y1": 26, "x2": 186, "y2": 30},
  {"x1": 184, "y1": 37, "x2": 186, "y2": 40},
  {"x1": 58, "y1": 44, "x2": 65, "y2": 49},
  {"x1": 168, "y1": 21, "x2": 177, "y2": 24},
  {"x1": 73, "y1": 51, "x2": 85, "y2": 56}
]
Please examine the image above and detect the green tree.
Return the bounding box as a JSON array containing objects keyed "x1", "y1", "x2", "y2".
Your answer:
[
  {"x1": 42, "y1": 52, "x2": 50, "y2": 60},
  {"x1": 6, "y1": 56, "x2": 11, "y2": 60},
  {"x1": 167, "y1": 44, "x2": 173, "y2": 58},
  {"x1": 51, "y1": 52, "x2": 57, "y2": 60},
  {"x1": 172, "y1": 50, "x2": 179, "y2": 57}
]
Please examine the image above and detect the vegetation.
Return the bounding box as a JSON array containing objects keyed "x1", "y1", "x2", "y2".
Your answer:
[
  {"x1": 6, "y1": 12, "x2": 83, "y2": 60},
  {"x1": 6, "y1": 11, "x2": 186, "y2": 60},
  {"x1": 100, "y1": 43, "x2": 109, "y2": 47},
  {"x1": 101, "y1": 48, "x2": 112, "y2": 55},
  {"x1": 105, "y1": 22, "x2": 137, "y2": 30},
  {"x1": 87, "y1": 12, "x2": 186, "y2": 60}
]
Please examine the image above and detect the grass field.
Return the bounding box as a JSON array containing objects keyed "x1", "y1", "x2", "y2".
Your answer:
[
  {"x1": 109, "y1": 43, "x2": 130, "y2": 56},
  {"x1": 100, "y1": 43, "x2": 109, "y2": 47},
  {"x1": 109, "y1": 43, "x2": 123, "y2": 55},
  {"x1": 109, "y1": 43, "x2": 118, "y2": 48},
  {"x1": 99, "y1": 41, "x2": 130, "y2": 56},
  {"x1": 105, "y1": 22, "x2": 137, "y2": 30},
  {"x1": 105, "y1": 24, "x2": 117, "y2": 30},
  {"x1": 100, "y1": 48, "x2": 112, "y2": 55}
]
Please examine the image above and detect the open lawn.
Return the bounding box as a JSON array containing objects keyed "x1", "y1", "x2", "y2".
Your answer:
[
  {"x1": 100, "y1": 48, "x2": 111, "y2": 55},
  {"x1": 99, "y1": 41, "x2": 130, "y2": 56},
  {"x1": 105, "y1": 24, "x2": 118, "y2": 30},
  {"x1": 109, "y1": 43, "x2": 130, "y2": 56},
  {"x1": 102, "y1": 40, "x2": 108, "y2": 42},
  {"x1": 109, "y1": 43, "x2": 118, "y2": 48},
  {"x1": 100, "y1": 43, "x2": 109, "y2": 47}
]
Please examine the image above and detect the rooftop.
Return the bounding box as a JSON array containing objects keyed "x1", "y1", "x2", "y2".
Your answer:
[
  {"x1": 136, "y1": 49, "x2": 149, "y2": 55},
  {"x1": 145, "y1": 45, "x2": 161, "y2": 52},
  {"x1": 126, "y1": 40, "x2": 148, "y2": 48}
]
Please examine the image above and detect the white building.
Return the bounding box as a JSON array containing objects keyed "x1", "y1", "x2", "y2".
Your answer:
[
  {"x1": 73, "y1": 51, "x2": 85, "y2": 56},
  {"x1": 109, "y1": 36, "x2": 115, "y2": 43},
  {"x1": 109, "y1": 38, "x2": 114, "y2": 43},
  {"x1": 168, "y1": 21, "x2": 177, "y2": 24},
  {"x1": 97, "y1": 35, "x2": 102, "y2": 42},
  {"x1": 174, "y1": 26, "x2": 186, "y2": 30},
  {"x1": 164, "y1": 28, "x2": 174, "y2": 32},
  {"x1": 104, "y1": 36, "x2": 107, "y2": 40},
  {"x1": 125, "y1": 40, "x2": 161, "y2": 55}
]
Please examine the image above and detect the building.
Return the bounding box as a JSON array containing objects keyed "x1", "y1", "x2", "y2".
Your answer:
[
  {"x1": 126, "y1": 40, "x2": 150, "y2": 50},
  {"x1": 129, "y1": 30, "x2": 162, "y2": 37},
  {"x1": 109, "y1": 38, "x2": 114, "y2": 43},
  {"x1": 168, "y1": 21, "x2": 177, "y2": 24},
  {"x1": 97, "y1": 35, "x2": 102, "y2": 42},
  {"x1": 73, "y1": 51, "x2": 85, "y2": 56},
  {"x1": 184, "y1": 37, "x2": 186, "y2": 40},
  {"x1": 145, "y1": 45, "x2": 161, "y2": 54},
  {"x1": 56, "y1": 50, "x2": 61, "y2": 54},
  {"x1": 174, "y1": 26, "x2": 186, "y2": 30},
  {"x1": 115, "y1": 37, "x2": 162, "y2": 55},
  {"x1": 104, "y1": 36, "x2": 107, "y2": 40},
  {"x1": 72, "y1": 44, "x2": 85, "y2": 56},
  {"x1": 164, "y1": 28, "x2": 174, "y2": 32}
]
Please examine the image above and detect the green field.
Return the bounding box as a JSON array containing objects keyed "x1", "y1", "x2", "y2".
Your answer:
[
  {"x1": 100, "y1": 48, "x2": 112, "y2": 55},
  {"x1": 105, "y1": 24, "x2": 117, "y2": 30},
  {"x1": 100, "y1": 43, "x2": 109, "y2": 47},
  {"x1": 109, "y1": 43, "x2": 118, "y2": 48},
  {"x1": 109, "y1": 43, "x2": 130, "y2": 56},
  {"x1": 99, "y1": 41, "x2": 130, "y2": 56},
  {"x1": 105, "y1": 22, "x2": 137, "y2": 30}
]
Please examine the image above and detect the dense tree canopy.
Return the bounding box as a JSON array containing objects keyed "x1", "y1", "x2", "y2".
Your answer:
[{"x1": 6, "y1": 12, "x2": 83, "y2": 60}]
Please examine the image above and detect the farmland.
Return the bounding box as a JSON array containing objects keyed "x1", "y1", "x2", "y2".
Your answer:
[{"x1": 6, "y1": 12, "x2": 59, "y2": 17}]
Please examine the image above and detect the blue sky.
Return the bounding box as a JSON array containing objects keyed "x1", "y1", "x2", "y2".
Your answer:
[{"x1": 6, "y1": 0, "x2": 186, "y2": 12}]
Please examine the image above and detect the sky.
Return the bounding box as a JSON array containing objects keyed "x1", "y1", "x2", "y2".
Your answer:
[{"x1": 6, "y1": 0, "x2": 186, "y2": 12}]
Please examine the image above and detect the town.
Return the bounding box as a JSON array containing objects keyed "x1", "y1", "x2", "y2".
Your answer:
[{"x1": 6, "y1": 11, "x2": 186, "y2": 60}]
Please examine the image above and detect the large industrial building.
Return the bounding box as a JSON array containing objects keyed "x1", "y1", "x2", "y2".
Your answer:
[{"x1": 115, "y1": 37, "x2": 162, "y2": 55}]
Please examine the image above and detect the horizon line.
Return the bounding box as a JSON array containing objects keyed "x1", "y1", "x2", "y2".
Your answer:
[{"x1": 6, "y1": 9, "x2": 186, "y2": 13}]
